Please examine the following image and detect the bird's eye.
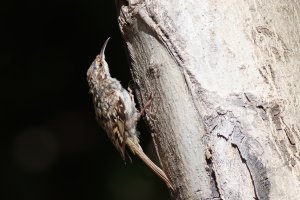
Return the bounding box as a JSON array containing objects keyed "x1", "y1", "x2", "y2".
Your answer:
[
  {"x1": 93, "y1": 63, "x2": 98, "y2": 69},
  {"x1": 92, "y1": 60, "x2": 101, "y2": 69}
]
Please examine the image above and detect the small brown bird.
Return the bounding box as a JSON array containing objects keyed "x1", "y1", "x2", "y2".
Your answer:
[{"x1": 87, "y1": 38, "x2": 174, "y2": 191}]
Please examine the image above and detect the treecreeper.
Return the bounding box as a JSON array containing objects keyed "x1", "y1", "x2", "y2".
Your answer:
[{"x1": 86, "y1": 37, "x2": 174, "y2": 191}]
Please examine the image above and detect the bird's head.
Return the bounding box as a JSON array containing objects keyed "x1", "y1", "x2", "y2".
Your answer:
[{"x1": 87, "y1": 37, "x2": 111, "y2": 87}]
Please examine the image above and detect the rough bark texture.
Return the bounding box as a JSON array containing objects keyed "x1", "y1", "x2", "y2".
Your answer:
[{"x1": 116, "y1": 0, "x2": 300, "y2": 199}]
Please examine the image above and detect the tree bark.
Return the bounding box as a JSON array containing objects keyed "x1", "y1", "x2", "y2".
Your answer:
[{"x1": 116, "y1": 0, "x2": 300, "y2": 199}]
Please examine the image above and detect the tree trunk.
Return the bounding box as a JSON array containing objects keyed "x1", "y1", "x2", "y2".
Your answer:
[{"x1": 116, "y1": 0, "x2": 300, "y2": 199}]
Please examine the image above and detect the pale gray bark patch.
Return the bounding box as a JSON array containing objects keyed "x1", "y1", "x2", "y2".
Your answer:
[
  {"x1": 251, "y1": 26, "x2": 292, "y2": 63},
  {"x1": 244, "y1": 94, "x2": 300, "y2": 172}
]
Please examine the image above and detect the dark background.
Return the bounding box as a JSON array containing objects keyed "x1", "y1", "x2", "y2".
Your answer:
[{"x1": 1, "y1": 1, "x2": 169, "y2": 199}]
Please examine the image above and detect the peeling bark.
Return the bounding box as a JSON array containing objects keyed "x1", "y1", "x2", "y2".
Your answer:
[{"x1": 115, "y1": 0, "x2": 300, "y2": 199}]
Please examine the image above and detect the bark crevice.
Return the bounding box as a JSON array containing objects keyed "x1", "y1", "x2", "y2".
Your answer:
[
  {"x1": 232, "y1": 143, "x2": 259, "y2": 200},
  {"x1": 204, "y1": 108, "x2": 271, "y2": 200},
  {"x1": 205, "y1": 148, "x2": 222, "y2": 200}
]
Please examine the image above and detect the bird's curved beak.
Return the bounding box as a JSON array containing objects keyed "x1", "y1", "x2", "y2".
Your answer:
[{"x1": 99, "y1": 37, "x2": 110, "y2": 62}]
